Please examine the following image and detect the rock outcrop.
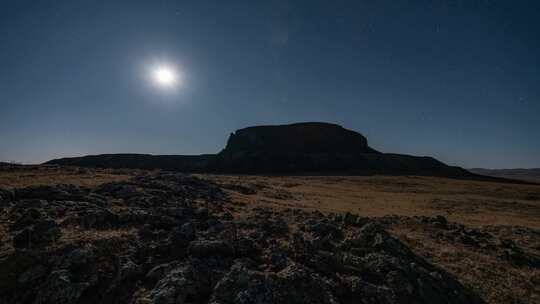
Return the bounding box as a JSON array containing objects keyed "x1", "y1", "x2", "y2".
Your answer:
[{"x1": 222, "y1": 122, "x2": 379, "y2": 154}]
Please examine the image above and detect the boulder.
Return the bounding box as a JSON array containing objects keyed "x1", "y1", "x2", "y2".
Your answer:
[
  {"x1": 210, "y1": 262, "x2": 340, "y2": 304},
  {"x1": 188, "y1": 240, "x2": 235, "y2": 258},
  {"x1": 10, "y1": 208, "x2": 46, "y2": 231},
  {"x1": 15, "y1": 184, "x2": 88, "y2": 201},
  {"x1": 148, "y1": 260, "x2": 216, "y2": 304},
  {"x1": 13, "y1": 219, "x2": 61, "y2": 249},
  {"x1": 0, "y1": 188, "x2": 14, "y2": 207},
  {"x1": 34, "y1": 270, "x2": 91, "y2": 304}
]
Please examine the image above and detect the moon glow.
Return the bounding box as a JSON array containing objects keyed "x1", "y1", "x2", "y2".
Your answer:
[{"x1": 150, "y1": 64, "x2": 181, "y2": 89}]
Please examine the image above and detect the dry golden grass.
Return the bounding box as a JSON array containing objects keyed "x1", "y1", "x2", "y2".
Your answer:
[
  {"x1": 0, "y1": 165, "x2": 134, "y2": 188},
  {"x1": 3, "y1": 167, "x2": 539, "y2": 229},
  {"x1": 204, "y1": 174, "x2": 540, "y2": 304},
  {"x1": 59, "y1": 227, "x2": 137, "y2": 244},
  {"x1": 206, "y1": 175, "x2": 540, "y2": 229},
  {"x1": 391, "y1": 225, "x2": 540, "y2": 304}
]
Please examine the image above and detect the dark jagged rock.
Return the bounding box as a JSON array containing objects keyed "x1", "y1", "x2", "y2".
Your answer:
[
  {"x1": 15, "y1": 184, "x2": 89, "y2": 202},
  {"x1": 34, "y1": 270, "x2": 92, "y2": 304},
  {"x1": 10, "y1": 208, "x2": 46, "y2": 231},
  {"x1": 0, "y1": 188, "x2": 14, "y2": 207},
  {"x1": 188, "y1": 240, "x2": 235, "y2": 258},
  {"x1": 13, "y1": 219, "x2": 61, "y2": 249},
  {"x1": 210, "y1": 262, "x2": 341, "y2": 304}
]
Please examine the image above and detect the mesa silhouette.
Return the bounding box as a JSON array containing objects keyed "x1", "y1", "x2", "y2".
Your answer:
[{"x1": 46, "y1": 122, "x2": 490, "y2": 179}]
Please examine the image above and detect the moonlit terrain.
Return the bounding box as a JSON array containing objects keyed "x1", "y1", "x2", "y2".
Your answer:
[{"x1": 1, "y1": 2, "x2": 539, "y2": 304}]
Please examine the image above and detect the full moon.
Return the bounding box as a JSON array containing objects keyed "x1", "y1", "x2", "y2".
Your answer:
[{"x1": 150, "y1": 64, "x2": 180, "y2": 89}]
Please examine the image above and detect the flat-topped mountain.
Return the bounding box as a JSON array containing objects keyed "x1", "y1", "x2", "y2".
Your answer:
[
  {"x1": 45, "y1": 122, "x2": 511, "y2": 181},
  {"x1": 223, "y1": 122, "x2": 379, "y2": 154}
]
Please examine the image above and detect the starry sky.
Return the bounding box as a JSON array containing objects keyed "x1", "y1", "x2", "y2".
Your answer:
[{"x1": 1, "y1": 0, "x2": 539, "y2": 168}]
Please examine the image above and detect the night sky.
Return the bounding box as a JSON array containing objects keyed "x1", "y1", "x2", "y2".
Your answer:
[{"x1": 1, "y1": 0, "x2": 539, "y2": 168}]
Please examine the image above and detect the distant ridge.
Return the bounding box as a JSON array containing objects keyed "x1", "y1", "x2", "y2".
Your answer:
[
  {"x1": 469, "y1": 168, "x2": 540, "y2": 183},
  {"x1": 44, "y1": 122, "x2": 523, "y2": 182},
  {"x1": 45, "y1": 153, "x2": 215, "y2": 171}
]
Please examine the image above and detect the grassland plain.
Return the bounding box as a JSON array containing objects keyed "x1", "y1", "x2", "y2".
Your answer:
[
  {"x1": 206, "y1": 174, "x2": 540, "y2": 303},
  {"x1": 1, "y1": 165, "x2": 539, "y2": 303}
]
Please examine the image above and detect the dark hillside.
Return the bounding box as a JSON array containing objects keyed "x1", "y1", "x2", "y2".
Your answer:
[{"x1": 46, "y1": 122, "x2": 507, "y2": 181}]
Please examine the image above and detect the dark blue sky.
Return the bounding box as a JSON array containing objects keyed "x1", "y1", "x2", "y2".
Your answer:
[{"x1": 1, "y1": 0, "x2": 539, "y2": 168}]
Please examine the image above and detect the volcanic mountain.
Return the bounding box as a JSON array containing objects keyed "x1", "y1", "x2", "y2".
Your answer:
[{"x1": 46, "y1": 122, "x2": 488, "y2": 179}]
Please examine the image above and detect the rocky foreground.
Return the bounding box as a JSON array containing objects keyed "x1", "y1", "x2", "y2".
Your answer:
[{"x1": 0, "y1": 172, "x2": 537, "y2": 303}]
